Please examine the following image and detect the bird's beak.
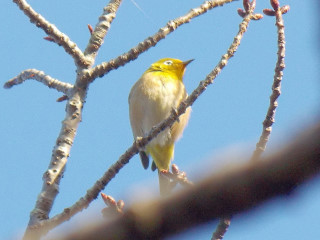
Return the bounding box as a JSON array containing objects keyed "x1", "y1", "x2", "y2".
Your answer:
[{"x1": 183, "y1": 59, "x2": 194, "y2": 66}]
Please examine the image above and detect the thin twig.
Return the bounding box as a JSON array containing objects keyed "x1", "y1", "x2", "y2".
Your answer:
[
  {"x1": 13, "y1": 0, "x2": 90, "y2": 68},
  {"x1": 27, "y1": 3, "x2": 254, "y2": 235},
  {"x1": 84, "y1": 0, "x2": 122, "y2": 62},
  {"x1": 89, "y1": 0, "x2": 237, "y2": 81},
  {"x1": 211, "y1": 0, "x2": 261, "y2": 238},
  {"x1": 47, "y1": 122, "x2": 320, "y2": 240},
  {"x1": 251, "y1": 1, "x2": 288, "y2": 160},
  {"x1": 4, "y1": 69, "x2": 73, "y2": 95}
]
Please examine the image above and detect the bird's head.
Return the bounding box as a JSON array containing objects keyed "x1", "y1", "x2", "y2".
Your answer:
[{"x1": 148, "y1": 58, "x2": 194, "y2": 81}]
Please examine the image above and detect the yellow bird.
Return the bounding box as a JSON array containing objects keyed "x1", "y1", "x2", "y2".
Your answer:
[{"x1": 129, "y1": 58, "x2": 192, "y2": 195}]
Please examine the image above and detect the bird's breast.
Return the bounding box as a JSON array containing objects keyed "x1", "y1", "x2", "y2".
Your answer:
[
  {"x1": 142, "y1": 72, "x2": 184, "y2": 108},
  {"x1": 129, "y1": 72, "x2": 187, "y2": 145}
]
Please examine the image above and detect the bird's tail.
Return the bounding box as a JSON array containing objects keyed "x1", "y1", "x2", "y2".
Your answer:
[
  {"x1": 158, "y1": 170, "x2": 171, "y2": 196},
  {"x1": 148, "y1": 144, "x2": 174, "y2": 196}
]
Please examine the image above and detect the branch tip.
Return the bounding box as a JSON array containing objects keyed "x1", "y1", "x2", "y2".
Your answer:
[
  {"x1": 87, "y1": 24, "x2": 94, "y2": 35},
  {"x1": 171, "y1": 164, "x2": 179, "y2": 175},
  {"x1": 117, "y1": 200, "x2": 125, "y2": 210},
  {"x1": 263, "y1": 9, "x2": 275, "y2": 16},
  {"x1": 243, "y1": 0, "x2": 250, "y2": 12},
  {"x1": 101, "y1": 193, "x2": 116, "y2": 206},
  {"x1": 101, "y1": 193, "x2": 124, "y2": 218},
  {"x1": 44, "y1": 36, "x2": 55, "y2": 42},
  {"x1": 56, "y1": 95, "x2": 69, "y2": 102},
  {"x1": 237, "y1": 8, "x2": 246, "y2": 18},
  {"x1": 238, "y1": 0, "x2": 261, "y2": 20},
  {"x1": 251, "y1": 13, "x2": 263, "y2": 20},
  {"x1": 270, "y1": 0, "x2": 280, "y2": 10},
  {"x1": 281, "y1": 5, "x2": 290, "y2": 14}
]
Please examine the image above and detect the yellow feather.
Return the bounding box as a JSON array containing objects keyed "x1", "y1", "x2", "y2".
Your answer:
[{"x1": 146, "y1": 144, "x2": 174, "y2": 171}]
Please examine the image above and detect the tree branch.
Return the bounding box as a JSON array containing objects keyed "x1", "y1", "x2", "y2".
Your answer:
[
  {"x1": 18, "y1": 1, "x2": 119, "y2": 238},
  {"x1": 23, "y1": 69, "x2": 89, "y2": 239},
  {"x1": 252, "y1": 0, "x2": 289, "y2": 160},
  {"x1": 84, "y1": 0, "x2": 122, "y2": 63},
  {"x1": 211, "y1": 0, "x2": 262, "y2": 237},
  {"x1": 89, "y1": 0, "x2": 237, "y2": 81},
  {"x1": 13, "y1": 0, "x2": 90, "y2": 68},
  {"x1": 19, "y1": 3, "x2": 125, "y2": 230},
  {"x1": 46, "y1": 121, "x2": 320, "y2": 240},
  {"x1": 3, "y1": 69, "x2": 73, "y2": 95},
  {"x1": 19, "y1": 1, "x2": 121, "y2": 236}
]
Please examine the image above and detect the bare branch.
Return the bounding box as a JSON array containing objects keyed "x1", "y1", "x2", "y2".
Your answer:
[
  {"x1": 13, "y1": 0, "x2": 90, "y2": 68},
  {"x1": 46, "y1": 122, "x2": 320, "y2": 240},
  {"x1": 252, "y1": 1, "x2": 289, "y2": 160},
  {"x1": 26, "y1": 7, "x2": 257, "y2": 236},
  {"x1": 89, "y1": 0, "x2": 237, "y2": 81},
  {"x1": 212, "y1": 0, "x2": 261, "y2": 237},
  {"x1": 84, "y1": 0, "x2": 122, "y2": 62},
  {"x1": 24, "y1": 77, "x2": 86, "y2": 239},
  {"x1": 181, "y1": 1, "x2": 258, "y2": 120},
  {"x1": 4, "y1": 69, "x2": 73, "y2": 95},
  {"x1": 27, "y1": 143, "x2": 139, "y2": 236},
  {"x1": 19, "y1": 1, "x2": 121, "y2": 235}
]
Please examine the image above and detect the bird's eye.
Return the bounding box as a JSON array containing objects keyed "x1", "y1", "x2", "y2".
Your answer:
[{"x1": 163, "y1": 60, "x2": 173, "y2": 66}]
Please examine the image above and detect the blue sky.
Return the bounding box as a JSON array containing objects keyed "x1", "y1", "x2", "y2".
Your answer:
[{"x1": 1, "y1": 0, "x2": 319, "y2": 239}]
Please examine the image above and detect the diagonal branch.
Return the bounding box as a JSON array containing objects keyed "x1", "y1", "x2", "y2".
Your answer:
[
  {"x1": 84, "y1": 0, "x2": 122, "y2": 62},
  {"x1": 251, "y1": 2, "x2": 288, "y2": 160},
  {"x1": 89, "y1": 0, "x2": 237, "y2": 82},
  {"x1": 27, "y1": 6, "x2": 255, "y2": 235},
  {"x1": 47, "y1": 122, "x2": 320, "y2": 240},
  {"x1": 13, "y1": 0, "x2": 90, "y2": 68},
  {"x1": 4, "y1": 69, "x2": 73, "y2": 95}
]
